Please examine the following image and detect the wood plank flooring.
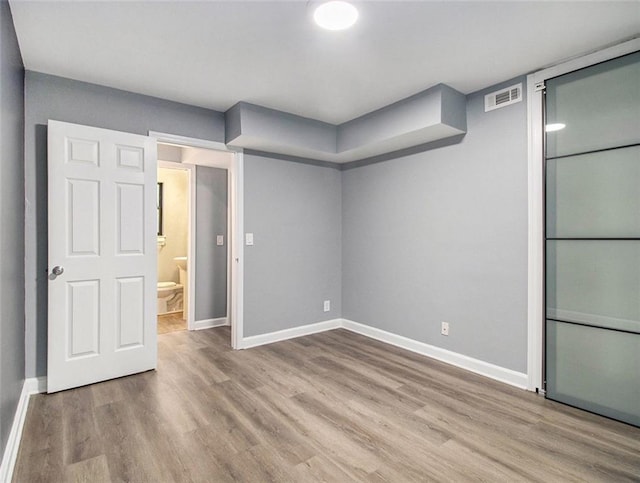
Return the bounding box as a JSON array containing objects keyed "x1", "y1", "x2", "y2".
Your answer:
[
  {"x1": 158, "y1": 313, "x2": 186, "y2": 334},
  {"x1": 13, "y1": 327, "x2": 640, "y2": 482}
]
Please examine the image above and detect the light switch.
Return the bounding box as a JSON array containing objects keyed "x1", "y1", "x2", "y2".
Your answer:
[
  {"x1": 216, "y1": 235, "x2": 224, "y2": 246},
  {"x1": 245, "y1": 233, "x2": 254, "y2": 246}
]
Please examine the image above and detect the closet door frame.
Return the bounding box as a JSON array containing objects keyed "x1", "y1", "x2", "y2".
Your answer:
[{"x1": 525, "y1": 37, "x2": 640, "y2": 393}]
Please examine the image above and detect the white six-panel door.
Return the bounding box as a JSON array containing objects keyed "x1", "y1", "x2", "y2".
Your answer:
[{"x1": 47, "y1": 120, "x2": 157, "y2": 393}]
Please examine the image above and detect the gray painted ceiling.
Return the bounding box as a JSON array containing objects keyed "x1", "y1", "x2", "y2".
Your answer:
[{"x1": 9, "y1": 1, "x2": 640, "y2": 124}]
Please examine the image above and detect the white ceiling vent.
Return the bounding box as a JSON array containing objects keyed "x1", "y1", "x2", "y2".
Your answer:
[{"x1": 484, "y1": 83, "x2": 522, "y2": 112}]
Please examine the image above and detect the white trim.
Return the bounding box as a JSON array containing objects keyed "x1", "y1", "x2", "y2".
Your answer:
[
  {"x1": 187, "y1": 163, "x2": 196, "y2": 330},
  {"x1": 149, "y1": 132, "x2": 229, "y2": 152},
  {"x1": 239, "y1": 318, "x2": 527, "y2": 389},
  {"x1": 230, "y1": 152, "x2": 244, "y2": 350},
  {"x1": 529, "y1": 37, "x2": 640, "y2": 87},
  {"x1": 341, "y1": 320, "x2": 528, "y2": 389},
  {"x1": 526, "y1": 73, "x2": 545, "y2": 392},
  {"x1": 149, "y1": 131, "x2": 244, "y2": 349},
  {"x1": 0, "y1": 377, "x2": 46, "y2": 483},
  {"x1": 226, "y1": 170, "x2": 232, "y2": 337},
  {"x1": 240, "y1": 319, "x2": 342, "y2": 349},
  {"x1": 526, "y1": 38, "x2": 640, "y2": 393},
  {"x1": 193, "y1": 317, "x2": 228, "y2": 330},
  {"x1": 24, "y1": 376, "x2": 47, "y2": 394}
]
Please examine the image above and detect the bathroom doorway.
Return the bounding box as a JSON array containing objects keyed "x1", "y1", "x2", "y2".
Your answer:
[
  {"x1": 157, "y1": 161, "x2": 191, "y2": 333},
  {"x1": 156, "y1": 142, "x2": 234, "y2": 338}
]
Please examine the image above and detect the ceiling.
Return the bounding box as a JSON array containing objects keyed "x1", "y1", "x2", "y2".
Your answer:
[{"x1": 9, "y1": 1, "x2": 640, "y2": 124}]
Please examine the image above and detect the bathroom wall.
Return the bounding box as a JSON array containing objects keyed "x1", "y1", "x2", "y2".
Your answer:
[{"x1": 157, "y1": 167, "x2": 189, "y2": 284}]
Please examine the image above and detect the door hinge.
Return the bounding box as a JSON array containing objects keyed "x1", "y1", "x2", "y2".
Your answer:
[{"x1": 535, "y1": 82, "x2": 546, "y2": 92}]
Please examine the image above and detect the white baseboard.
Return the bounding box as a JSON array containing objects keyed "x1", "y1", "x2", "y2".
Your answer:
[
  {"x1": 238, "y1": 318, "x2": 527, "y2": 390},
  {"x1": 341, "y1": 319, "x2": 528, "y2": 389},
  {"x1": 193, "y1": 317, "x2": 228, "y2": 330},
  {"x1": 24, "y1": 376, "x2": 47, "y2": 394},
  {"x1": 241, "y1": 318, "x2": 342, "y2": 349},
  {"x1": 0, "y1": 377, "x2": 46, "y2": 483}
]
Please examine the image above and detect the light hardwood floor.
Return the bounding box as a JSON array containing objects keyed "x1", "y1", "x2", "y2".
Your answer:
[
  {"x1": 13, "y1": 327, "x2": 640, "y2": 482},
  {"x1": 157, "y1": 313, "x2": 187, "y2": 334}
]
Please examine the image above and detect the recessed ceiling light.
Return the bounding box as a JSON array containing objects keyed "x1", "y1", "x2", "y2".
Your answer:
[
  {"x1": 313, "y1": 1, "x2": 359, "y2": 31},
  {"x1": 545, "y1": 123, "x2": 566, "y2": 132}
]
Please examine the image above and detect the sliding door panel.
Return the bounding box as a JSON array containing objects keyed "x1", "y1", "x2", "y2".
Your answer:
[
  {"x1": 546, "y1": 51, "x2": 640, "y2": 158},
  {"x1": 546, "y1": 240, "x2": 640, "y2": 333},
  {"x1": 546, "y1": 320, "x2": 640, "y2": 426},
  {"x1": 545, "y1": 51, "x2": 640, "y2": 427},
  {"x1": 546, "y1": 146, "x2": 640, "y2": 238}
]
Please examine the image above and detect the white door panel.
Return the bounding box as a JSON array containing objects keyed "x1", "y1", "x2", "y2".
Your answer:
[{"x1": 48, "y1": 120, "x2": 157, "y2": 393}]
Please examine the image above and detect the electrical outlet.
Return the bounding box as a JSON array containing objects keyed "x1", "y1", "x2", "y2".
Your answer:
[
  {"x1": 323, "y1": 300, "x2": 331, "y2": 312},
  {"x1": 441, "y1": 321, "x2": 449, "y2": 336}
]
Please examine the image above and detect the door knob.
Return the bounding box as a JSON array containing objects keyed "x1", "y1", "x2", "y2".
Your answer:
[{"x1": 51, "y1": 266, "x2": 64, "y2": 276}]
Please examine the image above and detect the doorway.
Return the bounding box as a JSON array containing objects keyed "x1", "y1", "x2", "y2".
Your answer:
[
  {"x1": 154, "y1": 138, "x2": 240, "y2": 347},
  {"x1": 46, "y1": 122, "x2": 245, "y2": 393},
  {"x1": 156, "y1": 161, "x2": 191, "y2": 334}
]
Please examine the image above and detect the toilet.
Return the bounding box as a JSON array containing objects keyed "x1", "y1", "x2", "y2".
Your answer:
[{"x1": 157, "y1": 281, "x2": 184, "y2": 315}]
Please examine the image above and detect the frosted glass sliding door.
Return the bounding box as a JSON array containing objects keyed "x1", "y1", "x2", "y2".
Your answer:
[{"x1": 544, "y1": 51, "x2": 640, "y2": 426}]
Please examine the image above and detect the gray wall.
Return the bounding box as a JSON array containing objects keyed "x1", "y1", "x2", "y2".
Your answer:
[
  {"x1": 24, "y1": 72, "x2": 225, "y2": 377},
  {"x1": 23, "y1": 69, "x2": 529, "y2": 378},
  {"x1": 342, "y1": 77, "x2": 529, "y2": 373},
  {"x1": 195, "y1": 166, "x2": 228, "y2": 321},
  {"x1": 226, "y1": 102, "x2": 336, "y2": 153},
  {"x1": 337, "y1": 83, "x2": 466, "y2": 152},
  {"x1": 226, "y1": 87, "x2": 466, "y2": 164},
  {"x1": 243, "y1": 154, "x2": 342, "y2": 337},
  {"x1": 0, "y1": 0, "x2": 25, "y2": 459}
]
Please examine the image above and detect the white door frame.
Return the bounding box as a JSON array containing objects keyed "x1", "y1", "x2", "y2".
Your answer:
[
  {"x1": 180, "y1": 146, "x2": 233, "y2": 332},
  {"x1": 150, "y1": 131, "x2": 244, "y2": 350},
  {"x1": 526, "y1": 37, "x2": 640, "y2": 392},
  {"x1": 157, "y1": 160, "x2": 196, "y2": 330}
]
